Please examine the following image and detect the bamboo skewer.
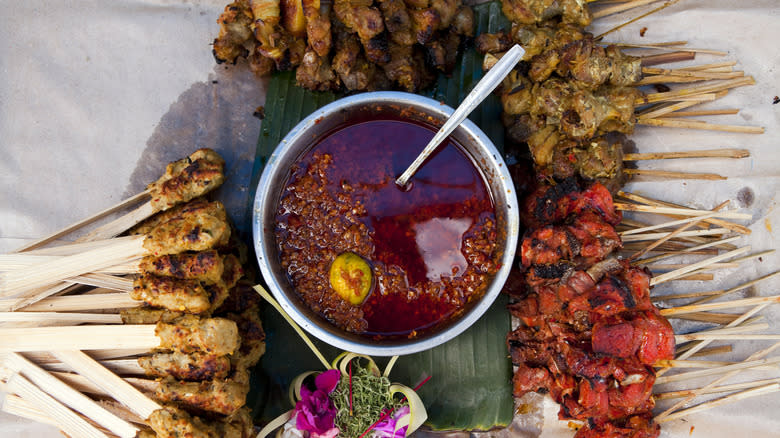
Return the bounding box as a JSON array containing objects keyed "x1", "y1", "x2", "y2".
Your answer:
[
  {"x1": 670, "y1": 312, "x2": 746, "y2": 325},
  {"x1": 624, "y1": 169, "x2": 727, "y2": 180},
  {"x1": 686, "y1": 345, "x2": 733, "y2": 358},
  {"x1": 674, "y1": 322, "x2": 770, "y2": 343},
  {"x1": 618, "y1": 191, "x2": 752, "y2": 234},
  {"x1": 679, "y1": 61, "x2": 737, "y2": 71},
  {"x1": 661, "y1": 109, "x2": 740, "y2": 117},
  {"x1": 622, "y1": 149, "x2": 749, "y2": 161},
  {"x1": 43, "y1": 359, "x2": 147, "y2": 377},
  {"x1": 615, "y1": 203, "x2": 751, "y2": 219},
  {"x1": 595, "y1": 0, "x2": 682, "y2": 39},
  {"x1": 0, "y1": 325, "x2": 160, "y2": 353},
  {"x1": 637, "y1": 117, "x2": 765, "y2": 134},
  {"x1": 658, "y1": 383, "x2": 780, "y2": 423},
  {"x1": 0, "y1": 312, "x2": 123, "y2": 324},
  {"x1": 654, "y1": 357, "x2": 780, "y2": 385},
  {"x1": 13, "y1": 190, "x2": 151, "y2": 253},
  {"x1": 690, "y1": 271, "x2": 780, "y2": 305},
  {"x1": 655, "y1": 359, "x2": 778, "y2": 371},
  {"x1": 621, "y1": 206, "x2": 729, "y2": 236},
  {"x1": 654, "y1": 378, "x2": 780, "y2": 400},
  {"x1": 621, "y1": 228, "x2": 732, "y2": 242},
  {"x1": 656, "y1": 342, "x2": 780, "y2": 420},
  {"x1": 649, "y1": 262, "x2": 739, "y2": 271},
  {"x1": 0, "y1": 293, "x2": 138, "y2": 313},
  {"x1": 76, "y1": 202, "x2": 157, "y2": 243},
  {"x1": 660, "y1": 296, "x2": 780, "y2": 316},
  {"x1": 634, "y1": 237, "x2": 742, "y2": 266},
  {"x1": 628, "y1": 203, "x2": 729, "y2": 260},
  {"x1": 3, "y1": 372, "x2": 108, "y2": 438},
  {"x1": 2, "y1": 352, "x2": 139, "y2": 437},
  {"x1": 649, "y1": 246, "x2": 750, "y2": 285},
  {"x1": 1, "y1": 393, "x2": 61, "y2": 429},
  {"x1": 0, "y1": 236, "x2": 146, "y2": 298},
  {"x1": 640, "y1": 51, "x2": 696, "y2": 66},
  {"x1": 638, "y1": 77, "x2": 756, "y2": 104},
  {"x1": 52, "y1": 350, "x2": 160, "y2": 421},
  {"x1": 591, "y1": 0, "x2": 666, "y2": 19},
  {"x1": 674, "y1": 334, "x2": 780, "y2": 342}
]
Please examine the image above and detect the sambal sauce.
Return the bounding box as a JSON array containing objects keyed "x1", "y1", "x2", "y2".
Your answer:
[{"x1": 274, "y1": 117, "x2": 498, "y2": 338}]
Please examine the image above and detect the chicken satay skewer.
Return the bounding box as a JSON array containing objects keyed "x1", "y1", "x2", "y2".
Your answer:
[
  {"x1": 75, "y1": 148, "x2": 226, "y2": 243},
  {"x1": 2, "y1": 352, "x2": 139, "y2": 437},
  {"x1": 0, "y1": 315, "x2": 239, "y2": 355},
  {"x1": 0, "y1": 205, "x2": 231, "y2": 303}
]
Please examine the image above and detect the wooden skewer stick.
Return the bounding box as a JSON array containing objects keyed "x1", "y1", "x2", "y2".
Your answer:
[
  {"x1": 641, "y1": 51, "x2": 696, "y2": 66},
  {"x1": 0, "y1": 312, "x2": 123, "y2": 324},
  {"x1": 676, "y1": 341, "x2": 733, "y2": 356},
  {"x1": 651, "y1": 246, "x2": 750, "y2": 286},
  {"x1": 674, "y1": 322, "x2": 769, "y2": 343},
  {"x1": 624, "y1": 168, "x2": 727, "y2": 180},
  {"x1": 686, "y1": 345, "x2": 733, "y2": 358},
  {"x1": 621, "y1": 228, "x2": 732, "y2": 242},
  {"x1": 658, "y1": 383, "x2": 780, "y2": 423},
  {"x1": 595, "y1": 0, "x2": 682, "y2": 39},
  {"x1": 0, "y1": 293, "x2": 138, "y2": 313},
  {"x1": 675, "y1": 273, "x2": 713, "y2": 281},
  {"x1": 618, "y1": 191, "x2": 752, "y2": 235},
  {"x1": 654, "y1": 356, "x2": 780, "y2": 385},
  {"x1": 674, "y1": 334, "x2": 780, "y2": 342},
  {"x1": 591, "y1": 0, "x2": 666, "y2": 19},
  {"x1": 637, "y1": 91, "x2": 728, "y2": 119},
  {"x1": 670, "y1": 312, "x2": 746, "y2": 325},
  {"x1": 43, "y1": 359, "x2": 147, "y2": 376},
  {"x1": 637, "y1": 117, "x2": 765, "y2": 134},
  {"x1": 661, "y1": 109, "x2": 741, "y2": 117},
  {"x1": 690, "y1": 270, "x2": 780, "y2": 306},
  {"x1": 24, "y1": 349, "x2": 150, "y2": 365},
  {"x1": 2, "y1": 352, "x2": 139, "y2": 437},
  {"x1": 679, "y1": 61, "x2": 737, "y2": 71},
  {"x1": 623, "y1": 149, "x2": 750, "y2": 161},
  {"x1": 638, "y1": 72, "x2": 741, "y2": 85},
  {"x1": 617, "y1": 45, "x2": 729, "y2": 56},
  {"x1": 0, "y1": 325, "x2": 159, "y2": 352},
  {"x1": 623, "y1": 205, "x2": 729, "y2": 236},
  {"x1": 615, "y1": 202, "x2": 752, "y2": 219},
  {"x1": 649, "y1": 262, "x2": 739, "y2": 271},
  {"x1": 635, "y1": 236, "x2": 742, "y2": 267},
  {"x1": 666, "y1": 250, "x2": 774, "y2": 284},
  {"x1": 657, "y1": 342, "x2": 780, "y2": 420},
  {"x1": 3, "y1": 372, "x2": 108, "y2": 438},
  {"x1": 629, "y1": 205, "x2": 728, "y2": 260},
  {"x1": 655, "y1": 359, "x2": 778, "y2": 371},
  {"x1": 75, "y1": 203, "x2": 157, "y2": 244},
  {"x1": 13, "y1": 190, "x2": 150, "y2": 253},
  {"x1": 638, "y1": 76, "x2": 756, "y2": 104},
  {"x1": 660, "y1": 298, "x2": 778, "y2": 316},
  {"x1": 654, "y1": 378, "x2": 780, "y2": 400},
  {"x1": 2, "y1": 393, "x2": 61, "y2": 429},
  {"x1": 52, "y1": 350, "x2": 160, "y2": 421},
  {"x1": 0, "y1": 236, "x2": 146, "y2": 298}
]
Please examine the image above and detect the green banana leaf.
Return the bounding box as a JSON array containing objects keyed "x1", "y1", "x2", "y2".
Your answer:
[{"x1": 247, "y1": 1, "x2": 516, "y2": 431}]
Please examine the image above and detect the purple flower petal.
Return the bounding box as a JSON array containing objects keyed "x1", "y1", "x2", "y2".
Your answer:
[{"x1": 315, "y1": 369, "x2": 341, "y2": 393}]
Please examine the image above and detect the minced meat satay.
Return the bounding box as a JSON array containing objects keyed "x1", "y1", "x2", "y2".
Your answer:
[
  {"x1": 130, "y1": 198, "x2": 228, "y2": 236},
  {"x1": 156, "y1": 315, "x2": 239, "y2": 356},
  {"x1": 296, "y1": 47, "x2": 340, "y2": 90},
  {"x1": 379, "y1": 0, "x2": 415, "y2": 46},
  {"x1": 303, "y1": 0, "x2": 332, "y2": 57},
  {"x1": 154, "y1": 376, "x2": 249, "y2": 416},
  {"x1": 139, "y1": 250, "x2": 225, "y2": 285},
  {"x1": 332, "y1": 30, "x2": 378, "y2": 91},
  {"x1": 121, "y1": 307, "x2": 184, "y2": 324},
  {"x1": 147, "y1": 149, "x2": 226, "y2": 212},
  {"x1": 213, "y1": 0, "x2": 256, "y2": 64},
  {"x1": 143, "y1": 208, "x2": 231, "y2": 256},
  {"x1": 131, "y1": 275, "x2": 212, "y2": 314},
  {"x1": 138, "y1": 351, "x2": 232, "y2": 381},
  {"x1": 501, "y1": 0, "x2": 591, "y2": 27},
  {"x1": 333, "y1": 0, "x2": 389, "y2": 64},
  {"x1": 225, "y1": 309, "x2": 266, "y2": 370}
]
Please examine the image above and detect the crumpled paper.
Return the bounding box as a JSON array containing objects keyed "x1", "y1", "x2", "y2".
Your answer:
[{"x1": 0, "y1": 0, "x2": 778, "y2": 436}]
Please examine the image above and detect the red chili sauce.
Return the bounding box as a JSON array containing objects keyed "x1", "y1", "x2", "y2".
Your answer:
[{"x1": 274, "y1": 117, "x2": 498, "y2": 338}]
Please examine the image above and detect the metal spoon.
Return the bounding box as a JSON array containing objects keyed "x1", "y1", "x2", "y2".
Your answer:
[{"x1": 395, "y1": 44, "x2": 526, "y2": 188}]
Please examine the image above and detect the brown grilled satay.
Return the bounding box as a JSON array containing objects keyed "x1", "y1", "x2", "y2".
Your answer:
[
  {"x1": 138, "y1": 352, "x2": 232, "y2": 381},
  {"x1": 143, "y1": 210, "x2": 231, "y2": 256},
  {"x1": 149, "y1": 406, "x2": 220, "y2": 438},
  {"x1": 303, "y1": 0, "x2": 332, "y2": 57},
  {"x1": 213, "y1": 0, "x2": 256, "y2": 64},
  {"x1": 333, "y1": 0, "x2": 389, "y2": 64},
  {"x1": 156, "y1": 315, "x2": 240, "y2": 356},
  {"x1": 332, "y1": 30, "x2": 376, "y2": 91},
  {"x1": 130, "y1": 198, "x2": 228, "y2": 236},
  {"x1": 296, "y1": 47, "x2": 340, "y2": 90},
  {"x1": 154, "y1": 376, "x2": 249, "y2": 416},
  {"x1": 408, "y1": 7, "x2": 440, "y2": 44},
  {"x1": 379, "y1": 0, "x2": 414, "y2": 46},
  {"x1": 131, "y1": 275, "x2": 212, "y2": 314},
  {"x1": 139, "y1": 250, "x2": 225, "y2": 285},
  {"x1": 225, "y1": 309, "x2": 266, "y2": 370},
  {"x1": 121, "y1": 308, "x2": 184, "y2": 324},
  {"x1": 147, "y1": 149, "x2": 226, "y2": 212},
  {"x1": 501, "y1": 0, "x2": 591, "y2": 27}
]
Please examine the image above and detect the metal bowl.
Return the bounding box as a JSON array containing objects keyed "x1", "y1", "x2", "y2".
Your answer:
[{"x1": 252, "y1": 91, "x2": 519, "y2": 356}]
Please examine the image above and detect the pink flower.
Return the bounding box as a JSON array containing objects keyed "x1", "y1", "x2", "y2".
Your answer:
[
  {"x1": 294, "y1": 370, "x2": 341, "y2": 438},
  {"x1": 370, "y1": 405, "x2": 410, "y2": 438}
]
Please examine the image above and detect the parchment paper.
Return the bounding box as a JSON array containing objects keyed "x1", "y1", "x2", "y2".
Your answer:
[{"x1": 0, "y1": 0, "x2": 778, "y2": 436}]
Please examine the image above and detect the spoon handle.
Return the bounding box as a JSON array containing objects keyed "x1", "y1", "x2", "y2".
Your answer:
[{"x1": 395, "y1": 44, "x2": 525, "y2": 187}]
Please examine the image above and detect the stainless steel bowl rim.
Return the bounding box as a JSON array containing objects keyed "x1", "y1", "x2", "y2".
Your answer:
[{"x1": 252, "y1": 91, "x2": 519, "y2": 356}]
